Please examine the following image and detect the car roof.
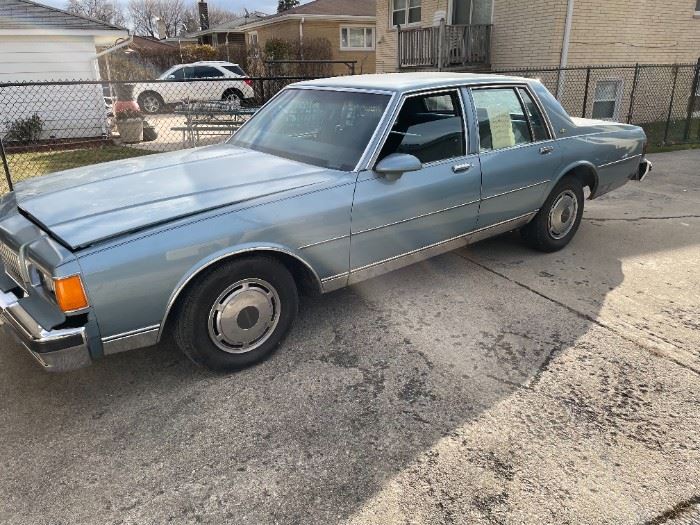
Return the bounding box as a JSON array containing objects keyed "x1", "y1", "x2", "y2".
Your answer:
[{"x1": 295, "y1": 72, "x2": 535, "y2": 93}]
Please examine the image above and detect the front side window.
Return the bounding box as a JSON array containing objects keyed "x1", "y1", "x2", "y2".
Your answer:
[
  {"x1": 392, "y1": 0, "x2": 421, "y2": 26},
  {"x1": 165, "y1": 66, "x2": 187, "y2": 80},
  {"x1": 592, "y1": 80, "x2": 622, "y2": 120},
  {"x1": 230, "y1": 89, "x2": 389, "y2": 171},
  {"x1": 378, "y1": 90, "x2": 466, "y2": 164},
  {"x1": 341, "y1": 27, "x2": 375, "y2": 50},
  {"x1": 472, "y1": 88, "x2": 533, "y2": 151}
]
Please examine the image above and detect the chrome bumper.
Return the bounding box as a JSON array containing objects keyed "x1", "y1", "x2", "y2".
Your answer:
[{"x1": 0, "y1": 289, "x2": 92, "y2": 372}]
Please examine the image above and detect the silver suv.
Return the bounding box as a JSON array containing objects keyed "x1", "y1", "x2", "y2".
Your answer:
[{"x1": 133, "y1": 61, "x2": 255, "y2": 114}]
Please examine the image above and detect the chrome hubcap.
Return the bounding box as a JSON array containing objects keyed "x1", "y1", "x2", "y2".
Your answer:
[
  {"x1": 548, "y1": 190, "x2": 578, "y2": 240},
  {"x1": 207, "y1": 278, "x2": 281, "y2": 354},
  {"x1": 143, "y1": 96, "x2": 160, "y2": 112}
]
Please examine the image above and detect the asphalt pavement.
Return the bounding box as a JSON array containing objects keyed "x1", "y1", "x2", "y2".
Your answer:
[{"x1": 0, "y1": 150, "x2": 698, "y2": 524}]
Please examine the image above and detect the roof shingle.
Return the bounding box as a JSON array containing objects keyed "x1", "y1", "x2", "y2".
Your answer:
[{"x1": 0, "y1": 0, "x2": 125, "y2": 31}]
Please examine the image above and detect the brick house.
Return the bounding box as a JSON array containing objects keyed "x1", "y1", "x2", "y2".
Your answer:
[
  {"x1": 377, "y1": 0, "x2": 700, "y2": 74},
  {"x1": 240, "y1": 0, "x2": 377, "y2": 75}
]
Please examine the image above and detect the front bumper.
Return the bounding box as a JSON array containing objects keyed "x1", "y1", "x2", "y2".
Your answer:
[{"x1": 0, "y1": 289, "x2": 92, "y2": 372}]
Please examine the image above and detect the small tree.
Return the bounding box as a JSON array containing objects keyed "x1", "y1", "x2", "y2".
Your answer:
[{"x1": 277, "y1": 0, "x2": 299, "y2": 13}]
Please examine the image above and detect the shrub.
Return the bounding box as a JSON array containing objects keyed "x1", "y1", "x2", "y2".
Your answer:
[
  {"x1": 4, "y1": 114, "x2": 44, "y2": 143},
  {"x1": 115, "y1": 108, "x2": 143, "y2": 121}
]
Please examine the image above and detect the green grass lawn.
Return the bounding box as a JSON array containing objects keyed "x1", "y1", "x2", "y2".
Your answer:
[
  {"x1": 6, "y1": 145, "x2": 154, "y2": 182},
  {"x1": 640, "y1": 118, "x2": 700, "y2": 153}
]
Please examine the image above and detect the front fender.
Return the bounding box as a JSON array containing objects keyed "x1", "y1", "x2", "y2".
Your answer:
[{"x1": 156, "y1": 242, "x2": 322, "y2": 342}]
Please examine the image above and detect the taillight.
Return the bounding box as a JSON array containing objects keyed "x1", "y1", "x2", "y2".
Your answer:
[{"x1": 244, "y1": 79, "x2": 252, "y2": 86}]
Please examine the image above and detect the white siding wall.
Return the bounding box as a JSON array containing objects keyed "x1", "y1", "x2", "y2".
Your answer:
[{"x1": 0, "y1": 34, "x2": 107, "y2": 140}]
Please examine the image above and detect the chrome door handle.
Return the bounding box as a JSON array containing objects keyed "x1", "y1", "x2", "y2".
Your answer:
[
  {"x1": 539, "y1": 146, "x2": 555, "y2": 155},
  {"x1": 452, "y1": 163, "x2": 473, "y2": 173}
]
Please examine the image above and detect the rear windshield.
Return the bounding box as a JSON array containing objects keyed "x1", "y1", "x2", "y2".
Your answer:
[
  {"x1": 223, "y1": 65, "x2": 246, "y2": 76},
  {"x1": 229, "y1": 89, "x2": 390, "y2": 171}
]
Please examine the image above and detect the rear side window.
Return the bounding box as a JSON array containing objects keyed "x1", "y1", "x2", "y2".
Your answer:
[
  {"x1": 378, "y1": 90, "x2": 466, "y2": 164},
  {"x1": 472, "y1": 88, "x2": 532, "y2": 151},
  {"x1": 518, "y1": 88, "x2": 550, "y2": 141},
  {"x1": 193, "y1": 66, "x2": 224, "y2": 78},
  {"x1": 223, "y1": 65, "x2": 246, "y2": 76}
]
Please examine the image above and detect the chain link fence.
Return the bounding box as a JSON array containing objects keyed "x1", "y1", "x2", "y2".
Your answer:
[
  {"x1": 2, "y1": 61, "x2": 700, "y2": 194},
  {"x1": 495, "y1": 61, "x2": 700, "y2": 148}
]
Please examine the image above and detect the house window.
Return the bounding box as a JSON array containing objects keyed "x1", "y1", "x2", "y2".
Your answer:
[
  {"x1": 592, "y1": 80, "x2": 622, "y2": 120},
  {"x1": 696, "y1": 0, "x2": 700, "y2": 12},
  {"x1": 341, "y1": 27, "x2": 375, "y2": 50},
  {"x1": 392, "y1": 0, "x2": 421, "y2": 27},
  {"x1": 248, "y1": 31, "x2": 258, "y2": 47}
]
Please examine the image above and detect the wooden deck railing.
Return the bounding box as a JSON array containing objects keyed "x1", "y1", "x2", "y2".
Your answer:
[{"x1": 397, "y1": 22, "x2": 492, "y2": 70}]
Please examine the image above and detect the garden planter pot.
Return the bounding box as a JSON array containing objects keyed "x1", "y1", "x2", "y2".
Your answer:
[{"x1": 116, "y1": 118, "x2": 143, "y2": 143}]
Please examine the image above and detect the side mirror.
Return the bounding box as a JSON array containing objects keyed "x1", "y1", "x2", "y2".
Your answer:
[
  {"x1": 375, "y1": 153, "x2": 422, "y2": 176},
  {"x1": 167, "y1": 75, "x2": 176, "y2": 80}
]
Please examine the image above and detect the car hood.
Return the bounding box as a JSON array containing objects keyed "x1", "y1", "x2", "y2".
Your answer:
[{"x1": 15, "y1": 144, "x2": 339, "y2": 250}]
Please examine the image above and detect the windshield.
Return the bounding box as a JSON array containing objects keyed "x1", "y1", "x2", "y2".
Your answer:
[{"x1": 229, "y1": 88, "x2": 390, "y2": 171}]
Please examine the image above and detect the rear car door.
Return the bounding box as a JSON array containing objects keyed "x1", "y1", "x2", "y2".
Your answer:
[
  {"x1": 350, "y1": 89, "x2": 482, "y2": 279},
  {"x1": 470, "y1": 86, "x2": 562, "y2": 227}
]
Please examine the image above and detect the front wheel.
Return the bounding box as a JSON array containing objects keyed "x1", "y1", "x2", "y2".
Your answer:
[
  {"x1": 521, "y1": 177, "x2": 584, "y2": 252},
  {"x1": 138, "y1": 92, "x2": 163, "y2": 114},
  {"x1": 173, "y1": 256, "x2": 299, "y2": 371}
]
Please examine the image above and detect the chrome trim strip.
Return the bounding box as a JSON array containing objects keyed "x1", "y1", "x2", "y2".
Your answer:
[
  {"x1": 353, "y1": 199, "x2": 480, "y2": 236},
  {"x1": 292, "y1": 85, "x2": 396, "y2": 96},
  {"x1": 298, "y1": 233, "x2": 351, "y2": 250},
  {"x1": 103, "y1": 325, "x2": 160, "y2": 355},
  {"x1": 157, "y1": 246, "x2": 324, "y2": 342},
  {"x1": 347, "y1": 211, "x2": 537, "y2": 285},
  {"x1": 597, "y1": 154, "x2": 641, "y2": 169},
  {"x1": 320, "y1": 272, "x2": 349, "y2": 293},
  {"x1": 482, "y1": 180, "x2": 550, "y2": 201}
]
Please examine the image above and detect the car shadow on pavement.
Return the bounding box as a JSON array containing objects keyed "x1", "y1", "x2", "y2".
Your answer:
[{"x1": 0, "y1": 207, "x2": 697, "y2": 524}]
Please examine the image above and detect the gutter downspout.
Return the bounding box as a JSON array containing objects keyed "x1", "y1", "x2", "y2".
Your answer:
[{"x1": 556, "y1": 0, "x2": 574, "y2": 100}]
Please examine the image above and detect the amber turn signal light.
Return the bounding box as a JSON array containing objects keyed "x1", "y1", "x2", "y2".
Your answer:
[{"x1": 54, "y1": 275, "x2": 89, "y2": 313}]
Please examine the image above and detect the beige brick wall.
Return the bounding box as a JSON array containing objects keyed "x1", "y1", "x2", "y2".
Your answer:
[
  {"x1": 567, "y1": 0, "x2": 700, "y2": 66},
  {"x1": 245, "y1": 19, "x2": 376, "y2": 75},
  {"x1": 376, "y1": 0, "x2": 700, "y2": 72},
  {"x1": 490, "y1": 0, "x2": 567, "y2": 69}
]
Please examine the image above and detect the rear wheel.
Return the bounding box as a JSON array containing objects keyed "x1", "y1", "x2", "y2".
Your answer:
[
  {"x1": 138, "y1": 92, "x2": 164, "y2": 114},
  {"x1": 521, "y1": 177, "x2": 584, "y2": 252},
  {"x1": 173, "y1": 256, "x2": 299, "y2": 371},
  {"x1": 222, "y1": 89, "x2": 242, "y2": 105}
]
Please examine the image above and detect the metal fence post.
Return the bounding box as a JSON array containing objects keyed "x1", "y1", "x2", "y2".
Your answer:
[
  {"x1": 683, "y1": 58, "x2": 700, "y2": 140},
  {"x1": 0, "y1": 137, "x2": 12, "y2": 193},
  {"x1": 664, "y1": 64, "x2": 680, "y2": 145},
  {"x1": 627, "y1": 63, "x2": 640, "y2": 124},
  {"x1": 581, "y1": 67, "x2": 591, "y2": 117}
]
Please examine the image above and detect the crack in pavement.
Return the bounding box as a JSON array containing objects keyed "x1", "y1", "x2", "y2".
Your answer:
[
  {"x1": 455, "y1": 252, "x2": 700, "y2": 379},
  {"x1": 583, "y1": 215, "x2": 700, "y2": 222}
]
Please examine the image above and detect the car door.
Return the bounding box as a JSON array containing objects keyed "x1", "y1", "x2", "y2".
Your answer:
[
  {"x1": 469, "y1": 85, "x2": 562, "y2": 227},
  {"x1": 190, "y1": 65, "x2": 225, "y2": 102},
  {"x1": 161, "y1": 66, "x2": 191, "y2": 104},
  {"x1": 349, "y1": 88, "x2": 482, "y2": 282}
]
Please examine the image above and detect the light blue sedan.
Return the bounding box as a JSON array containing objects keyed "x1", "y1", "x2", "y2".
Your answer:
[{"x1": 0, "y1": 73, "x2": 651, "y2": 372}]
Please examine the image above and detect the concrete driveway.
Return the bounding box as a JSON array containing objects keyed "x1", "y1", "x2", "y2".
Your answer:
[{"x1": 1, "y1": 150, "x2": 698, "y2": 525}]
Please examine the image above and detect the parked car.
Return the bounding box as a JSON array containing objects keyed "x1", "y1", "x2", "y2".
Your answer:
[
  {"x1": 0, "y1": 73, "x2": 651, "y2": 373},
  {"x1": 133, "y1": 61, "x2": 255, "y2": 114}
]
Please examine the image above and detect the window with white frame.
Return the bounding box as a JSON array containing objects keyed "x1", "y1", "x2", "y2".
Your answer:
[
  {"x1": 392, "y1": 0, "x2": 421, "y2": 27},
  {"x1": 592, "y1": 80, "x2": 622, "y2": 120},
  {"x1": 340, "y1": 26, "x2": 375, "y2": 50},
  {"x1": 248, "y1": 31, "x2": 258, "y2": 47}
]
